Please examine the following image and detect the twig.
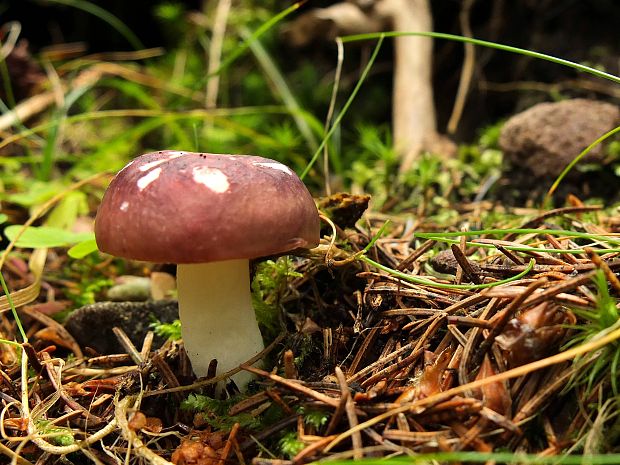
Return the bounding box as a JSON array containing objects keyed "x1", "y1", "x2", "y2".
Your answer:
[
  {"x1": 396, "y1": 239, "x2": 434, "y2": 271},
  {"x1": 220, "y1": 422, "x2": 240, "y2": 464},
  {"x1": 451, "y1": 243, "x2": 481, "y2": 284},
  {"x1": 112, "y1": 327, "x2": 143, "y2": 365},
  {"x1": 151, "y1": 352, "x2": 183, "y2": 403},
  {"x1": 40, "y1": 352, "x2": 104, "y2": 426},
  {"x1": 283, "y1": 350, "x2": 297, "y2": 379},
  {"x1": 115, "y1": 395, "x2": 173, "y2": 465},
  {"x1": 325, "y1": 370, "x2": 349, "y2": 436},
  {"x1": 293, "y1": 434, "x2": 338, "y2": 464},
  {"x1": 348, "y1": 341, "x2": 415, "y2": 383},
  {"x1": 494, "y1": 244, "x2": 525, "y2": 265},
  {"x1": 323, "y1": 38, "x2": 344, "y2": 196},
  {"x1": 241, "y1": 365, "x2": 340, "y2": 408},
  {"x1": 347, "y1": 327, "x2": 379, "y2": 378},
  {"x1": 140, "y1": 331, "x2": 154, "y2": 361},
  {"x1": 360, "y1": 348, "x2": 423, "y2": 389},
  {"x1": 337, "y1": 367, "x2": 363, "y2": 460},
  {"x1": 545, "y1": 234, "x2": 580, "y2": 265},
  {"x1": 20, "y1": 306, "x2": 83, "y2": 359}
]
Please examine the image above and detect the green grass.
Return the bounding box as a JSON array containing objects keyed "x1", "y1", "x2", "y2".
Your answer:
[
  {"x1": 565, "y1": 270, "x2": 620, "y2": 395},
  {"x1": 321, "y1": 452, "x2": 620, "y2": 464}
]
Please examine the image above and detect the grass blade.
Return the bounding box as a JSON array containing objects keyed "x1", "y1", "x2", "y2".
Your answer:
[
  {"x1": 340, "y1": 31, "x2": 620, "y2": 85},
  {"x1": 300, "y1": 35, "x2": 385, "y2": 180}
]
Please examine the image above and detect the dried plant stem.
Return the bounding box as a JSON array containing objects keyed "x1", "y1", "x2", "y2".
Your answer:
[
  {"x1": 116, "y1": 395, "x2": 173, "y2": 465},
  {"x1": 447, "y1": 0, "x2": 476, "y2": 134},
  {"x1": 336, "y1": 367, "x2": 363, "y2": 459},
  {"x1": 585, "y1": 247, "x2": 620, "y2": 293},
  {"x1": 205, "y1": 0, "x2": 232, "y2": 109},
  {"x1": 323, "y1": 38, "x2": 344, "y2": 195},
  {"x1": 0, "y1": 440, "x2": 33, "y2": 465},
  {"x1": 472, "y1": 279, "x2": 546, "y2": 368},
  {"x1": 242, "y1": 365, "x2": 340, "y2": 408},
  {"x1": 14, "y1": 351, "x2": 116, "y2": 458}
]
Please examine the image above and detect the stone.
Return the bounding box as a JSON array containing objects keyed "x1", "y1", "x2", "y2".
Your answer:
[
  {"x1": 64, "y1": 300, "x2": 179, "y2": 355},
  {"x1": 106, "y1": 276, "x2": 151, "y2": 301},
  {"x1": 430, "y1": 249, "x2": 481, "y2": 276},
  {"x1": 499, "y1": 99, "x2": 620, "y2": 178}
]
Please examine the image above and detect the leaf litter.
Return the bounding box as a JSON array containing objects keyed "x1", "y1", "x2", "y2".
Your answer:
[{"x1": 1, "y1": 195, "x2": 620, "y2": 464}]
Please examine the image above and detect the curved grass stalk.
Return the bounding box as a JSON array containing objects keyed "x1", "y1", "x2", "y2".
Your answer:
[
  {"x1": 323, "y1": 451, "x2": 620, "y2": 464},
  {"x1": 115, "y1": 396, "x2": 174, "y2": 465},
  {"x1": 242, "y1": 27, "x2": 320, "y2": 154},
  {"x1": 338, "y1": 31, "x2": 620, "y2": 197},
  {"x1": 206, "y1": 2, "x2": 304, "y2": 79},
  {"x1": 300, "y1": 36, "x2": 385, "y2": 180},
  {"x1": 415, "y1": 237, "x2": 620, "y2": 256},
  {"x1": 415, "y1": 228, "x2": 620, "y2": 244},
  {"x1": 339, "y1": 31, "x2": 620, "y2": 85},
  {"x1": 545, "y1": 124, "x2": 620, "y2": 200},
  {"x1": 359, "y1": 255, "x2": 534, "y2": 290},
  {"x1": 414, "y1": 227, "x2": 620, "y2": 255}
]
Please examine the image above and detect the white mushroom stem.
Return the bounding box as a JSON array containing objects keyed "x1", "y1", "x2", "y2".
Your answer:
[{"x1": 177, "y1": 259, "x2": 264, "y2": 389}]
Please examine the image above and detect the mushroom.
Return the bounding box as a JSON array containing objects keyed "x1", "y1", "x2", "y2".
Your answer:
[{"x1": 94, "y1": 151, "x2": 319, "y2": 388}]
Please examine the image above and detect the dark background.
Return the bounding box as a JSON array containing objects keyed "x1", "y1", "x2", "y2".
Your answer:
[{"x1": 3, "y1": 0, "x2": 620, "y2": 139}]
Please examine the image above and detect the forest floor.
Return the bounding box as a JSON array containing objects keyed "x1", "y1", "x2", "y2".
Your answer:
[
  {"x1": 1, "y1": 5, "x2": 620, "y2": 463},
  {"x1": 2, "y1": 191, "x2": 620, "y2": 465}
]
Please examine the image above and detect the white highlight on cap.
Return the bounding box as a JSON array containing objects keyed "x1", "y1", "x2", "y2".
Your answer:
[
  {"x1": 192, "y1": 166, "x2": 229, "y2": 193},
  {"x1": 138, "y1": 152, "x2": 184, "y2": 172},
  {"x1": 117, "y1": 158, "x2": 135, "y2": 174},
  {"x1": 254, "y1": 162, "x2": 293, "y2": 175},
  {"x1": 120, "y1": 201, "x2": 129, "y2": 212},
  {"x1": 137, "y1": 167, "x2": 162, "y2": 191}
]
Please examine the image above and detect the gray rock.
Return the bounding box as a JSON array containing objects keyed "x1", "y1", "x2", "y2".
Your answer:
[
  {"x1": 500, "y1": 99, "x2": 620, "y2": 178},
  {"x1": 106, "y1": 277, "x2": 151, "y2": 301},
  {"x1": 64, "y1": 300, "x2": 179, "y2": 354}
]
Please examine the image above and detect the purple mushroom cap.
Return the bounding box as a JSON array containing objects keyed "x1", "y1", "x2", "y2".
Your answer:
[{"x1": 95, "y1": 151, "x2": 320, "y2": 263}]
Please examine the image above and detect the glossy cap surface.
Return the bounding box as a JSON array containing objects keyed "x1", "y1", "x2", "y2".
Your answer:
[{"x1": 95, "y1": 151, "x2": 320, "y2": 263}]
